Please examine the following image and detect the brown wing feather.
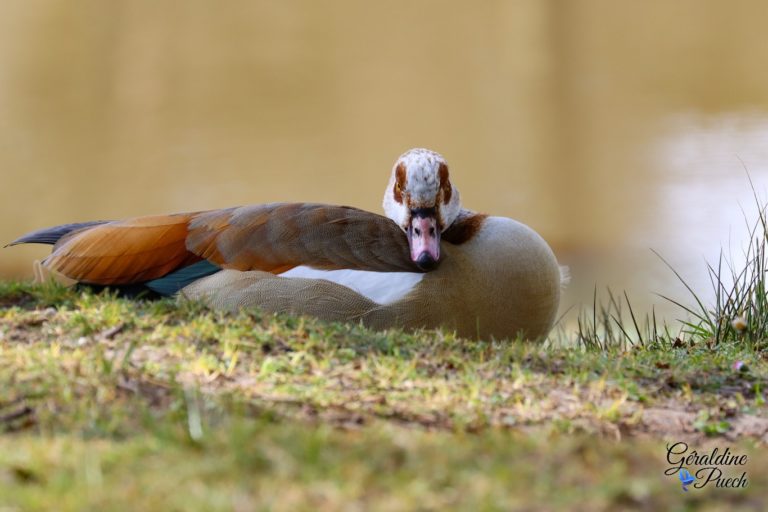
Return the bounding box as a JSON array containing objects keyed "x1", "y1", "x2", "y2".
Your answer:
[
  {"x1": 186, "y1": 203, "x2": 419, "y2": 273},
  {"x1": 41, "y1": 204, "x2": 418, "y2": 285},
  {"x1": 45, "y1": 214, "x2": 202, "y2": 284}
]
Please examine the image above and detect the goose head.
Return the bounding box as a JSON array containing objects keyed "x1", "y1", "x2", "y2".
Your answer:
[{"x1": 382, "y1": 148, "x2": 461, "y2": 270}]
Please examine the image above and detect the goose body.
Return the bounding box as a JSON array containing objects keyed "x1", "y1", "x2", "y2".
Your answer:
[
  {"x1": 183, "y1": 215, "x2": 561, "y2": 340},
  {"x1": 9, "y1": 149, "x2": 563, "y2": 340}
]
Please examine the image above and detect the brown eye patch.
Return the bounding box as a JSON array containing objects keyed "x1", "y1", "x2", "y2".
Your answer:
[
  {"x1": 394, "y1": 162, "x2": 406, "y2": 204},
  {"x1": 438, "y1": 162, "x2": 452, "y2": 204}
]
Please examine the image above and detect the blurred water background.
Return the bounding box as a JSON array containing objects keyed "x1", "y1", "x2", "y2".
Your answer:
[{"x1": 2, "y1": 1, "x2": 768, "y2": 323}]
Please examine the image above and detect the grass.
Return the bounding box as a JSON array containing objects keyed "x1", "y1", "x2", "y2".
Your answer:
[
  {"x1": 0, "y1": 279, "x2": 766, "y2": 511},
  {"x1": 1, "y1": 200, "x2": 767, "y2": 510}
]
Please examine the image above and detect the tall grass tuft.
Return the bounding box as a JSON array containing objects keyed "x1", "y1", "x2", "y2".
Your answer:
[
  {"x1": 574, "y1": 287, "x2": 666, "y2": 351},
  {"x1": 657, "y1": 186, "x2": 768, "y2": 349},
  {"x1": 575, "y1": 185, "x2": 767, "y2": 352}
]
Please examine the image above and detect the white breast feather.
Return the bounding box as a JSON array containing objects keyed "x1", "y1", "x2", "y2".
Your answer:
[{"x1": 278, "y1": 266, "x2": 424, "y2": 305}]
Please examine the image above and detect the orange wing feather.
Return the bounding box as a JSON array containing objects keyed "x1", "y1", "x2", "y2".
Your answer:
[{"x1": 45, "y1": 214, "x2": 201, "y2": 284}]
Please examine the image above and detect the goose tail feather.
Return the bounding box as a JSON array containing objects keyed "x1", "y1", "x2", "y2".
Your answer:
[{"x1": 6, "y1": 221, "x2": 111, "y2": 247}]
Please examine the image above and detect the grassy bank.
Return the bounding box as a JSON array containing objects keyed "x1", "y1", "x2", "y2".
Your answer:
[{"x1": 0, "y1": 279, "x2": 766, "y2": 510}]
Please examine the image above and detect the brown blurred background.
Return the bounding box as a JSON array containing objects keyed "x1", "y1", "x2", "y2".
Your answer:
[{"x1": 1, "y1": 1, "x2": 768, "y2": 320}]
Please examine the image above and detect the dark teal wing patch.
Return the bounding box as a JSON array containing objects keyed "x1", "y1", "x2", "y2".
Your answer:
[{"x1": 144, "y1": 260, "x2": 221, "y2": 296}]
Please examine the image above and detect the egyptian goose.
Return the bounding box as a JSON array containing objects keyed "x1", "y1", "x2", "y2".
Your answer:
[{"x1": 9, "y1": 149, "x2": 563, "y2": 340}]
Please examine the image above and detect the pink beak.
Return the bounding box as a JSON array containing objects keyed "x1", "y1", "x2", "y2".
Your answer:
[{"x1": 408, "y1": 215, "x2": 440, "y2": 270}]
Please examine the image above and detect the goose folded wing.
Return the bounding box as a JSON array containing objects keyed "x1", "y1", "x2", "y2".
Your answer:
[
  {"x1": 33, "y1": 203, "x2": 420, "y2": 285},
  {"x1": 186, "y1": 203, "x2": 419, "y2": 273}
]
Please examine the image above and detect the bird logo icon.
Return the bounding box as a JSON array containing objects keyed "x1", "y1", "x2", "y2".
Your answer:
[{"x1": 679, "y1": 468, "x2": 695, "y2": 491}]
